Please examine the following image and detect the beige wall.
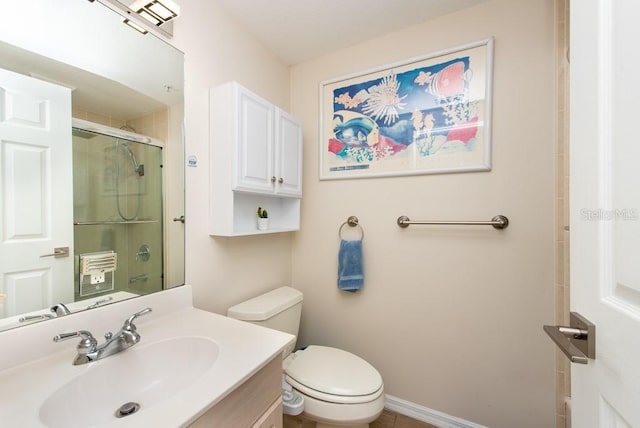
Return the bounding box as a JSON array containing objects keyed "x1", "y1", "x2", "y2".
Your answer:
[
  {"x1": 171, "y1": 2, "x2": 295, "y2": 314},
  {"x1": 289, "y1": 1, "x2": 555, "y2": 427},
  {"x1": 170, "y1": 0, "x2": 556, "y2": 426}
]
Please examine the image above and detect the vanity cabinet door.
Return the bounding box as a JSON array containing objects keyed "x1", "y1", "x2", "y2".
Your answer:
[
  {"x1": 234, "y1": 85, "x2": 275, "y2": 194},
  {"x1": 189, "y1": 356, "x2": 282, "y2": 427},
  {"x1": 251, "y1": 397, "x2": 283, "y2": 428},
  {"x1": 274, "y1": 109, "x2": 302, "y2": 197}
]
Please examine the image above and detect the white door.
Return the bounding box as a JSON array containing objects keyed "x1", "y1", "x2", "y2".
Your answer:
[
  {"x1": 0, "y1": 67, "x2": 73, "y2": 317},
  {"x1": 570, "y1": 1, "x2": 640, "y2": 426},
  {"x1": 275, "y1": 108, "x2": 302, "y2": 197}
]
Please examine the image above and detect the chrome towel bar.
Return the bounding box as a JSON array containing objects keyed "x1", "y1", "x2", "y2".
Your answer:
[{"x1": 397, "y1": 215, "x2": 509, "y2": 230}]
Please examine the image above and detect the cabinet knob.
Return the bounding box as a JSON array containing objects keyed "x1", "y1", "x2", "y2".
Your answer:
[
  {"x1": 271, "y1": 176, "x2": 276, "y2": 183},
  {"x1": 278, "y1": 177, "x2": 284, "y2": 184}
]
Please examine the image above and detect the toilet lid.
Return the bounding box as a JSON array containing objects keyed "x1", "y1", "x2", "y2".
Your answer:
[{"x1": 284, "y1": 346, "x2": 383, "y2": 402}]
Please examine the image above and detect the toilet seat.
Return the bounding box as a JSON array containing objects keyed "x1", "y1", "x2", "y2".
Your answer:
[{"x1": 284, "y1": 345, "x2": 384, "y2": 404}]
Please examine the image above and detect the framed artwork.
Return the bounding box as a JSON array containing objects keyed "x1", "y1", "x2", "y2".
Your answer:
[{"x1": 319, "y1": 38, "x2": 494, "y2": 180}]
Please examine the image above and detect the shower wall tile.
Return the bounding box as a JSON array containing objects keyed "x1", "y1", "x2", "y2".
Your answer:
[
  {"x1": 72, "y1": 107, "x2": 168, "y2": 144},
  {"x1": 125, "y1": 108, "x2": 169, "y2": 142}
]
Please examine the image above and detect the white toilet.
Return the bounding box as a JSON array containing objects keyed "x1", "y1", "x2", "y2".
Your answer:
[{"x1": 227, "y1": 286, "x2": 385, "y2": 428}]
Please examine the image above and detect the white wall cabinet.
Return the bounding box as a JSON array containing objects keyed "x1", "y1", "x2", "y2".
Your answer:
[{"x1": 209, "y1": 82, "x2": 302, "y2": 236}]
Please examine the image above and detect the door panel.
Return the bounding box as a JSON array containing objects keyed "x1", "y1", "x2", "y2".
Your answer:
[
  {"x1": 4, "y1": 269, "x2": 50, "y2": 315},
  {"x1": 571, "y1": 0, "x2": 640, "y2": 426},
  {"x1": 0, "y1": 67, "x2": 73, "y2": 317},
  {"x1": 4, "y1": 142, "x2": 48, "y2": 238}
]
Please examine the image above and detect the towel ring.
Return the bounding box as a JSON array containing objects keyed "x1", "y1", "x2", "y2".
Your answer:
[{"x1": 338, "y1": 216, "x2": 364, "y2": 240}]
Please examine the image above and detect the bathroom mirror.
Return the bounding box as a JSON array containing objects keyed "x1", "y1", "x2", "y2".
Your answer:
[{"x1": 0, "y1": 0, "x2": 184, "y2": 331}]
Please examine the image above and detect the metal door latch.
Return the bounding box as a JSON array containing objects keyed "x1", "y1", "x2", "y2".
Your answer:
[
  {"x1": 544, "y1": 312, "x2": 596, "y2": 364},
  {"x1": 40, "y1": 247, "x2": 69, "y2": 258}
]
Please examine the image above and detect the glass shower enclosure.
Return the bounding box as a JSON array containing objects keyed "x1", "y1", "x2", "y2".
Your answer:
[{"x1": 72, "y1": 123, "x2": 164, "y2": 302}]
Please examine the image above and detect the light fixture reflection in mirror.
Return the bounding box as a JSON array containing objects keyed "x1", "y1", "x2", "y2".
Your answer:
[
  {"x1": 0, "y1": 0, "x2": 185, "y2": 332},
  {"x1": 99, "y1": 0, "x2": 181, "y2": 38},
  {"x1": 123, "y1": 18, "x2": 149, "y2": 35},
  {"x1": 130, "y1": 0, "x2": 180, "y2": 25}
]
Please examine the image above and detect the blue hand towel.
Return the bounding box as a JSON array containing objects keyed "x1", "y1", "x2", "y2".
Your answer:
[{"x1": 338, "y1": 239, "x2": 363, "y2": 292}]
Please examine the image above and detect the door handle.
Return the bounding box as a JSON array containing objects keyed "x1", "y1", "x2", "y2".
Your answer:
[
  {"x1": 40, "y1": 247, "x2": 69, "y2": 258},
  {"x1": 544, "y1": 311, "x2": 596, "y2": 364},
  {"x1": 172, "y1": 215, "x2": 185, "y2": 224}
]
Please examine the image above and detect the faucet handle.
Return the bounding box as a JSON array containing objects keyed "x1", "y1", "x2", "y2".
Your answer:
[
  {"x1": 123, "y1": 307, "x2": 152, "y2": 330},
  {"x1": 53, "y1": 330, "x2": 98, "y2": 355}
]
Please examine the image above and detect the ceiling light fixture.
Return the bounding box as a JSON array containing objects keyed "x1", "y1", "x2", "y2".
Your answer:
[{"x1": 128, "y1": 0, "x2": 180, "y2": 26}]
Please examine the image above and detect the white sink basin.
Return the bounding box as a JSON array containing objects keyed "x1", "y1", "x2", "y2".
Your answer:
[
  {"x1": 39, "y1": 336, "x2": 219, "y2": 428},
  {"x1": 0, "y1": 285, "x2": 294, "y2": 428}
]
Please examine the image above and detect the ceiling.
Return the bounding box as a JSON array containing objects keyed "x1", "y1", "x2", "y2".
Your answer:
[
  {"x1": 0, "y1": 41, "x2": 164, "y2": 121},
  {"x1": 213, "y1": 0, "x2": 489, "y2": 65}
]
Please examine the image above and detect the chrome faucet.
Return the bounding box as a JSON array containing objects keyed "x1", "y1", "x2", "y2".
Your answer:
[
  {"x1": 53, "y1": 308, "x2": 152, "y2": 365},
  {"x1": 50, "y1": 303, "x2": 71, "y2": 317}
]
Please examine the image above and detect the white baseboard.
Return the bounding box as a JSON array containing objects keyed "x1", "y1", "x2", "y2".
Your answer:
[{"x1": 384, "y1": 395, "x2": 487, "y2": 428}]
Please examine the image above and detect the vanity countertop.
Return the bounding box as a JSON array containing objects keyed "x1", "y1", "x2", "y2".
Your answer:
[{"x1": 0, "y1": 285, "x2": 294, "y2": 427}]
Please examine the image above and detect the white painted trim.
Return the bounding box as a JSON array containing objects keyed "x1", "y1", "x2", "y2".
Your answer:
[{"x1": 385, "y1": 395, "x2": 487, "y2": 428}]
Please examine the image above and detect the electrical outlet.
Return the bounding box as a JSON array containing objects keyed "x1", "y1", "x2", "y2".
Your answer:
[{"x1": 90, "y1": 273, "x2": 106, "y2": 284}]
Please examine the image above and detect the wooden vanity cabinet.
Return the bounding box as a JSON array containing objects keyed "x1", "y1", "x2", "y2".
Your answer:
[{"x1": 189, "y1": 355, "x2": 283, "y2": 428}]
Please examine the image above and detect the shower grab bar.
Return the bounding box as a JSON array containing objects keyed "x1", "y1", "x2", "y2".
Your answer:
[
  {"x1": 397, "y1": 215, "x2": 509, "y2": 230},
  {"x1": 74, "y1": 220, "x2": 159, "y2": 225},
  {"x1": 87, "y1": 296, "x2": 114, "y2": 309},
  {"x1": 129, "y1": 274, "x2": 149, "y2": 284}
]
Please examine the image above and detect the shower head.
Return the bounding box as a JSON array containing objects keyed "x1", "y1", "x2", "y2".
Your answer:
[{"x1": 121, "y1": 143, "x2": 144, "y2": 176}]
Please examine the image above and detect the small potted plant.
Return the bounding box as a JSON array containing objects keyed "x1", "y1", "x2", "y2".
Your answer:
[{"x1": 257, "y1": 207, "x2": 269, "y2": 230}]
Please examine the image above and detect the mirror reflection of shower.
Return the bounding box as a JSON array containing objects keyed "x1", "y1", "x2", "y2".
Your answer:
[
  {"x1": 115, "y1": 139, "x2": 144, "y2": 221},
  {"x1": 72, "y1": 119, "x2": 164, "y2": 301}
]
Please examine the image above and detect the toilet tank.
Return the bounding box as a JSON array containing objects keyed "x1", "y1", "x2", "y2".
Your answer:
[{"x1": 227, "y1": 287, "x2": 303, "y2": 356}]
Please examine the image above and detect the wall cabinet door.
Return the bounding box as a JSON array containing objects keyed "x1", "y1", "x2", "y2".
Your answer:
[
  {"x1": 234, "y1": 86, "x2": 275, "y2": 194},
  {"x1": 274, "y1": 109, "x2": 302, "y2": 197},
  {"x1": 233, "y1": 88, "x2": 302, "y2": 198}
]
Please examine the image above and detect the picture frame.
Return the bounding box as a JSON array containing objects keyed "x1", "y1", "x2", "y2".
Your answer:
[{"x1": 319, "y1": 38, "x2": 494, "y2": 180}]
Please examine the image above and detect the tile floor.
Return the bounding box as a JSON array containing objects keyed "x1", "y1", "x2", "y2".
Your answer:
[
  {"x1": 371, "y1": 409, "x2": 438, "y2": 428},
  {"x1": 284, "y1": 409, "x2": 437, "y2": 428}
]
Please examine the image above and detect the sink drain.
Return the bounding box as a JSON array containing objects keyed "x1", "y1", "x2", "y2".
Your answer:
[{"x1": 115, "y1": 402, "x2": 141, "y2": 418}]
